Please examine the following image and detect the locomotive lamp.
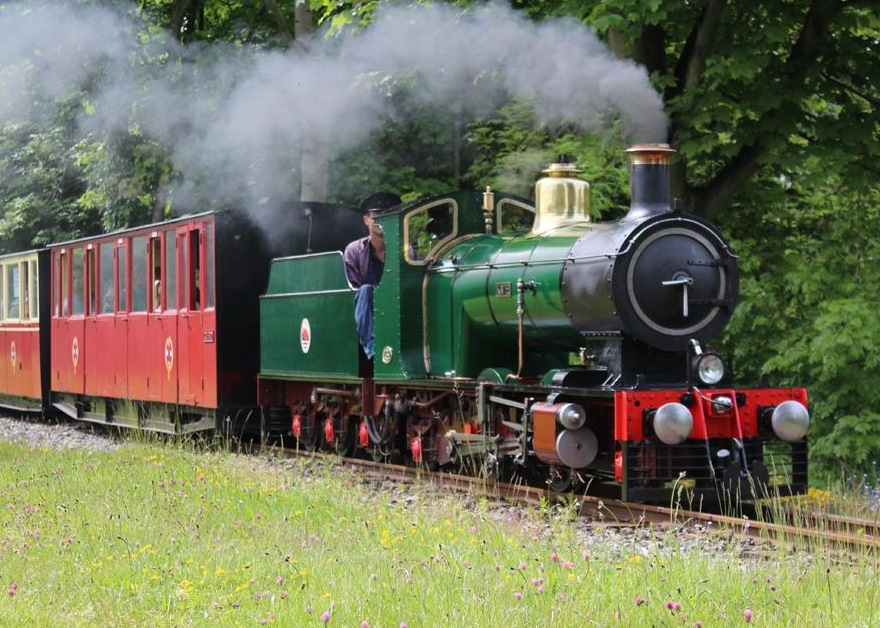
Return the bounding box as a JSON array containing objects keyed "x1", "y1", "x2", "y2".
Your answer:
[
  {"x1": 770, "y1": 400, "x2": 810, "y2": 442},
  {"x1": 652, "y1": 402, "x2": 694, "y2": 445},
  {"x1": 688, "y1": 339, "x2": 727, "y2": 386},
  {"x1": 693, "y1": 352, "x2": 726, "y2": 385}
]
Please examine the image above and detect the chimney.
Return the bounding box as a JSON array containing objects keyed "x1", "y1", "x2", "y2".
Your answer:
[{"x1": 623, "y1": 143, "x2": 675, "y2": 221}]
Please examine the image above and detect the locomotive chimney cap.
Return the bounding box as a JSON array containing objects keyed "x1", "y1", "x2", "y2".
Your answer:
[{"x1": 625, "y1": 143, "x2": 676, "y2": 165}]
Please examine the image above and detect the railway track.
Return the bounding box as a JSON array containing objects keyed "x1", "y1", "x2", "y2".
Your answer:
[{"x1": 273, "y1": 444, "x2": 880, "y2": 553}]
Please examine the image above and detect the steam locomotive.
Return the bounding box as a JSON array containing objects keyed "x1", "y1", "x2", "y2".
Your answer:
[{"x1": 0, "y1": 144, "x2": 808, "y2": 504}]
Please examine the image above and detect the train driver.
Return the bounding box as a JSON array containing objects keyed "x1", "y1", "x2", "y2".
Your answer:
[{"x1": 344, "y1": 191, "x2": 401, "y2": 360}]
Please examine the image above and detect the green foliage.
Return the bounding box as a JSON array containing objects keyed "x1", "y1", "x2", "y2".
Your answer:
[
  {"x1": 721, "y1": 165, "x2": 880, "y2": 480},
  {"x1": 75, "y1": 128, "x2": 173, "y2": 230},
  {"x1": 328, "y1": 77, "x2": 480, "y2": 203},
  {"x1": 138, "y1": 0, "x2": 288, "y2": 46},
  {"x1": 465, "y1": 101, "x2": 631, "y2": 216},
  {"x1": 0, "y1": 118, "x2": 100, "y2": 252}
]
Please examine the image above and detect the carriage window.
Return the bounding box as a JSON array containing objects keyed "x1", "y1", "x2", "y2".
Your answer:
[
  {"x1": 496, "y1": 199, "x2": 535, "y2": 234},
  {"x1": 100, "y1": 244, "x2": 114, "y2": 313},
  {"x1": 28, "y1": 260, "x2": 37, "y2": 320},
  {"x1": 72, "y1": 248, "x2": 84, "y2": 316},
  {"x1": 21, "y1": 261, "x2": 29, "y2": 321},
  {"x1": 117, "y1": 244, "x2": 128, "y2": 312},
  {"x1": 6, "y1": 264, "x2": 19, "y2": 319},
  {"x1": 150, "y1": 236, "x2": 162, "y2": 311},
  {"x1": 131, "y1": 236, "x2": 147, "y2": 312},
  {"x1": 59, "y1": 252, "x2": 70, "y2": 316},
  {"x1": 165, "y1": 230, "x2": 177, "y2": 310},
  {"x1": 189, "y1": 230, "x2": 201, "y2": 310},
  {"x1": 205, "y1": 224, "x2": 214, "y2": 308},
  {"x1": 86, "y1": 248, "x2": 97, "y2": 315},
  {"x1": 180, "y1": 233, "x2": 188, "y2": 310},
  {"x1": 404, "y1": 201, "x2": 456, "y2": 263}
]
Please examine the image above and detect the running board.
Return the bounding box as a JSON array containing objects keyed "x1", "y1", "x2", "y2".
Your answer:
[{"x1": 53, "y1": 400, "x2": 79, "y2": 420}]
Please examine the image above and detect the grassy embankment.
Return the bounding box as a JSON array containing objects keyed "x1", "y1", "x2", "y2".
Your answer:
[{"x1": 0, "y1": 436, "x2": 877, "y2": 627}]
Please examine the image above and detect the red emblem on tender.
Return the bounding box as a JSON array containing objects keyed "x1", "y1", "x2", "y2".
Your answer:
[
  {"x1": 72, "y1": 337, "x2": 79, "y2": 372},
  {"x1": 300, "y1": 318, "x2": 311, "y2": 353}
]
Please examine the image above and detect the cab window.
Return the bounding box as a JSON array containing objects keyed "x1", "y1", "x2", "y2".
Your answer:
[
  {"x1": 404, "y1": 200, "x2": 457, "y2": 264},
  {"x1": 496, "y1": 198, "x2": 535, "y2": 234}
]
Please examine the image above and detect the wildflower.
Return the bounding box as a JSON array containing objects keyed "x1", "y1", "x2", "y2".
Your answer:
[
  {"x1": 744, "y1": 608, "x2": 753, "y2": 623},
  {"x1": 518, "y1": 562, "x2": 527, "y2": 571},
  {"x1": 362, "y1": 623, "x2": 369, "y2": 628},
  {"x1": 321, "y1": 611, "x2": 331, "y2": 623},
  {"x1": 275, "y1": 576, "x2": 284, "y2": 586},
  {"x1": 695, "y1": 622, "x2": 703, "y2": 628},
  {"x1": 514, "y1": 592, "x2": 523, "y2": 600},
  {"x1": 550, "y1": 552, "x2": 560, "y2": 563},
  {"x1": 634, "y1": 597, "x2": 647, "y2": 606}
]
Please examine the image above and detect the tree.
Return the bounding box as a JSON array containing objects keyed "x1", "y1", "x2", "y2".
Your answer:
[{"x1": 504, "y1": 0, "x2": 879, "y2": 221}]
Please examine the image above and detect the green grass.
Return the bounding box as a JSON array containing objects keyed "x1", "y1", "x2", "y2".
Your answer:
[{"x1": 1, "y1": 437, "x2": 878, "y2": 627}]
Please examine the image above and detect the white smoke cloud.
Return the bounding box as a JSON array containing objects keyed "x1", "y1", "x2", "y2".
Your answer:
[{"x1": 0, "y1": 0, "x2": 667, "y2": 215}]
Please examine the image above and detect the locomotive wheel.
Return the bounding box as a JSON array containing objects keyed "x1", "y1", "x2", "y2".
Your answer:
[
  {"x1": 366, "y1": 413, "x2": 396, "y2": 461},
  {"x1": 370, "y1": 444, "x2": 393, "y2": 462},
  {"x1": 331, "y1": 417, "x2": 356, "y2": 457},
  {"x1": 547, "y1": 466, "x2": 573, "y2": 492}
]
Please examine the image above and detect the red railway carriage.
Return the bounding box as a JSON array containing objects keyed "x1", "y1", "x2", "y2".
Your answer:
[
  {"x1": 48, "y1": 211, "x2": 274, "y2": 434},
  {"x1": 0, "y1": 250, "x2": 50, "y2": 412}
]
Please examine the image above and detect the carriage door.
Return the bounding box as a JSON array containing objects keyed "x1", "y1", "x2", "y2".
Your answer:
[
  {"x1": 177, "y1": 225, "x2": 205, "y2": 407},
  {"x1": 87, "y1": 240, "x2": 126, "y2": 398},
  {"x1": 148, "y1": 232, "x2": 178, "y2": 404},
  {"x1": 51, "y1": 247, "x2": 86, "y2": 395}
]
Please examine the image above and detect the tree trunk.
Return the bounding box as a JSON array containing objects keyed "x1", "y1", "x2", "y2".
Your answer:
[{"x1": 292, "y1": 1, "x2": 328, "y2": 202}]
